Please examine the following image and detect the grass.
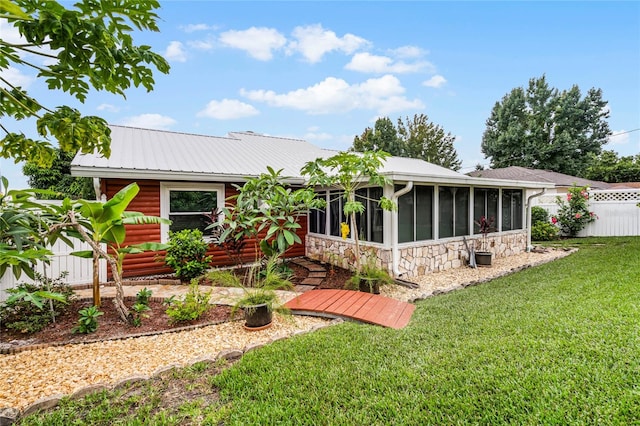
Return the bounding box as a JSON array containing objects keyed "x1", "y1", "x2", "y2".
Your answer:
[{"x1": 18, "y1": 237, "x2": 640, "y2": 425}]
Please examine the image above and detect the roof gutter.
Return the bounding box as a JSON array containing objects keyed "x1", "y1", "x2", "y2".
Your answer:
[
  {"x1": 526, "y1": 188, "x2": 547, "y2": 252},
  {"x1": 391, "y1": 181, "x2": 413, "y2": 277}
]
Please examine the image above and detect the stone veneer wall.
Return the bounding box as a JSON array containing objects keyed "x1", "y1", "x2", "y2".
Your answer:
[{"x1": 306, "y1": 230, "x2": 528, "y2": 278}]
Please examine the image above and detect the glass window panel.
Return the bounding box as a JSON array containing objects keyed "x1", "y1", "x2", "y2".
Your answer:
[
  {"x1": 169, "y1": 214, "x2": 211, "y2": 234},
  {"x1": 438, "y1": 187, "x2": 454, "y2": 238},
  {"x1": 355, "y1": 189, "x2": 368, "y2": 241},
  {"x1": 415, "y1": 186, "x2": 433, "y2": 241},
  {"x1": 170, "y1": 191, "x2": 217, "y2": 213},
  {"x1": 397, "y1": 185, "x2": 414, "y2": 243},
  {"x1": 502, "y1": 189, "x2": 523, "y2": 231},
  {"x1": 474, "y1": 188, "x2": 499, "y2": 233},
  {"x1": 454, "y1": 187, "x2": 470, "y2": 236},
  {"x1": 329, "y1": 191, "x2": 344, "y2": 237},
  {"x1": 369, "y1": 187, "x2": 384, "y2": 243}
]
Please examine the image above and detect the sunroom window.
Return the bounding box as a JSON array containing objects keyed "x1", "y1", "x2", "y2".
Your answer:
[
  {"x1": 473, "y1": 188, "x2": 499, "y2": 233},
  {"x1": 397, "y1": 185, "x2": 434, "y2": 243},
  {"x1": 355, "y1": 187, "x2": 384, "y2": 243},
  {"x1": 502, "y1": 189, "x2": 523, "y2": 231},
  {"x1": 438, "y1": 186, "x2": 469, "y2": 238}
]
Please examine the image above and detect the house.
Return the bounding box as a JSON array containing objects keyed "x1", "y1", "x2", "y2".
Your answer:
[{"x1": 71, "y1": 126, "x2": 554, "y2": 279}]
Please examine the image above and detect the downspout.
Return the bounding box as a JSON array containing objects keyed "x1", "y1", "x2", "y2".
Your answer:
[
  {"x1": 92, "y1": 177, "x2": 105, "y2": 201},
  {"x1": 391, "y1": 181, "x2": 413, "y2": 277},
  {"x1": 526, "y1": 188, "x2": 546, "y2": 252}
]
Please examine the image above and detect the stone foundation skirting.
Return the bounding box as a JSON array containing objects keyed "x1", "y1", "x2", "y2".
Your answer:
[{"x1": 306, "y1": 231, "x2": 528, "y2": 278}]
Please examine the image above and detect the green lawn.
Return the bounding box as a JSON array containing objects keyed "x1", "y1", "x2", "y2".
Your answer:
[{"x1": 19, "y1": 237, "x2": 640, "y2": 425}]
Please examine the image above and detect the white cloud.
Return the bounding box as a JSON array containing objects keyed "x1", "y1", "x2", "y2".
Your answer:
[
  {"x1": 423, "y1": 75, "x2": 447, "y2": 88},
  {"x1": 96, "y1": 103, "x2": 120, "y2": 113},
  {"x1": 197, "y1": 99, "x2": 259, "y2": 120},
  {"x1": 241, "y1": 74, "x2": 423, "y2": 115},
  {"x1": 609, "y1": 130, "x2": 630, "y2": 145},
  {"x1": 0, "y1": 66, "x2": 34, "y2": 89},
  {"x1": 219, "y1": 27, "x2": 286, "y2": 61},
  {"x1": 164, "y1": 41, "x2": 187, "y2": 63},
  {"x1": 287, "y1": 24, "x2": 369, "y2": 63},
  {"x1": 345, "y1": 52, "x2": 431, "y2": 74},
  {"x1": 181, "y1": 23, "x2": 215, "y2": 33},
  {"x1": 0, "y1": 20, "x2": 24, "y2": 45},
  {"x1": 188, "y1": 39, "x2": 215, "y2": 50},
  {"x1": 119, "y1": 114, "x2": 176, "y2": 130},
  {"x1": 390, "y1": 45, "x2": 427, "y2": 58},
  {"x1": 304, "y1": 130, "x2": 333, "y2": 142}
]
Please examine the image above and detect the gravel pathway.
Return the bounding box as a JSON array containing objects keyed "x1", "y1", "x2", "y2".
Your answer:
[{"x1": 382, "y1": 248, "x2": 575, "y2": 302}]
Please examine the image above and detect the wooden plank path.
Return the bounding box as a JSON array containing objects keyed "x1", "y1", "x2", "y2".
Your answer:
[{"x1": 284, "y1": 289, "x2": 415, "y2": 329}]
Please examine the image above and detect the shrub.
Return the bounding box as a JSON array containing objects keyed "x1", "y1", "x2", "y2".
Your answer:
[
  {"x1": 72, "y1": 305, "x2": 103, "y2": 334},
  {"x1": 136, "y1": 287, "x2": 153, "y2": 306},
  {"x1": 0, "y1": 273, "x2": 74, "y2": 334},
  {"x1": 165, "y1": 282, "x2": 212, "y2": 323},
  {"x1": 531, "y1": 222, "x2": 558, "y2": 241},
  {"x1": 204, "y1": 269, "x2": 242, "y2": 287},
  {"x1": 553, "y1": 185, "x2": 597, "y2": 237},
  {"x1": 164, "y1": 229, "x2": 213, "y2": 282},
  {"x1": 531, "y1": 206, "x2": 550, "y2": 225}
]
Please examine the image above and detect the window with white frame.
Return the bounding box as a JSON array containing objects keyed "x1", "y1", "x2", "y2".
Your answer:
[
  {"x1": 309, "y1": 188, "x2": 384, "y2": 243},
  {"x1": 160, "y1": 183, "x2": 225, "y2": 242},
  {"x1": 397, "y1": 184, "x2": 434, "y2": 243},
  {"x1": 438, "y1": 186, "x2": 470, "y2": 238},
  {"x1": 501, "y1": 189, "x2": 523, "y2": 231},
  {"x1": 473, "y1": 188, "x2": 499, "y2": 234}
]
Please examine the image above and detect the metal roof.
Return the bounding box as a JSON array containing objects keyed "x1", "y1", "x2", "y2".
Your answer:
[
  {"x1": 71, "y1": 126, "x2": 552, "y2": 189},
  {"x1": 467, "y1": 166, "x2": 610, "y2": 189}
]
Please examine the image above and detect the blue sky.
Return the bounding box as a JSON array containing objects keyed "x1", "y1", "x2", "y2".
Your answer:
[{"x1": 2, "y1": 1, "x2": 639, "y2": 189}]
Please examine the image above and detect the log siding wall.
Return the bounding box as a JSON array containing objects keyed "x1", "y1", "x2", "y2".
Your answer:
[{"x1": 104, "y1": 179, "x2": 307, "y2": 278}]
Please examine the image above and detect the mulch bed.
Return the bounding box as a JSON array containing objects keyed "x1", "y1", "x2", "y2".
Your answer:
[
  {"x1": 1, "y1": 258, "x2": 353, "y2": 350},
  {"x1": 1, "y1": 299, "x2": 234, "y2": 349}
]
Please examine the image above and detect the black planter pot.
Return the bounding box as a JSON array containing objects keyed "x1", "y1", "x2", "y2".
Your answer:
[
  {"x1": 243, "y1": 303, "x2": 273, "y2": 330},
  {"x1": 359, "y1": 278, "x2": 381, "y2": 294},
  {"x1": 475, "y1": 251, "x2": 493, "y2": 267}
]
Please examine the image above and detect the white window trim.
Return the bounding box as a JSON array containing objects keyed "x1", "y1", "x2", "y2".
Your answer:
[{"x1": 160, "y1": 182, "x2": 225, "y2": 243}]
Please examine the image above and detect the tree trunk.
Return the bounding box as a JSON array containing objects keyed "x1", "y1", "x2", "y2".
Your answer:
[{"x1": 92, "y1": 252, "x2": 100, "y2": 307}]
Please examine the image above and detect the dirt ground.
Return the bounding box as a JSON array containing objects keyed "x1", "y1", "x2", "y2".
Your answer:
[{"x1": 1, "y1": 259, "x2": 351, "y2": 348}]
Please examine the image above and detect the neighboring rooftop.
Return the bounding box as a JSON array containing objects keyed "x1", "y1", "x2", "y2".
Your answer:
[{"x1": 467, "y1": 166, "x2": 611, "y2": 189}]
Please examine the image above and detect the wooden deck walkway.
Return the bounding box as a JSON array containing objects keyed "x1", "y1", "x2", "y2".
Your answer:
[{"x1": 284, "y1": 289, "x2": 415, "y2": 329}]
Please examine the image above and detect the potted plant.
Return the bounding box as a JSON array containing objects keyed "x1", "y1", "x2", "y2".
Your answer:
[
  {"x1": 474, "y1": 215, "x2": 496, "y2": 267},
  {"x1": 345, "y1": 250, "x2": 395, "y2": 294},
  {"x1": 230, "y1": 256, "x2": 293, "y2": 330}
]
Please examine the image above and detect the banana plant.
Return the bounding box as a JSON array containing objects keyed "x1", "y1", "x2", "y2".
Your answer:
[{"x1": 59, "y1": 183, "x2": 169, "y2": 322}]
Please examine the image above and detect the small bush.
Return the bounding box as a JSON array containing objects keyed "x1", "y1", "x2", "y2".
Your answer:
[
  {"x1": 136, "y1": 287, "x2": 153, "y2": 306},
  {"x1": 72, "y1": 305, "x2": 103, "y2": 334},
  {"x1": 131, "y1": 303, "x2": 151, "y2": 327},
  {"x1": 204, "y1": 270, "x2": 242, "y2": 287},
  {"x1": 164, "y1": 229, "x2": 213, "y2": 282},
  {"x1": 531, "y1": 222, "x2": 558, "y2": 241},
  {"x1": 531, "y1": 206, "x2": 550, "y2": 225},
  {"x1": 0, "y1": 273, "x2": 74, "y2": 334},
  {"x1": 165, "y1": 282, "x2": 212, "y2": 323}
]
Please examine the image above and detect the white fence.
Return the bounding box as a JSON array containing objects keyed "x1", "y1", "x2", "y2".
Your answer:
[
  {"x1": 0, "y1": 238, "x2": 106, "y2": 302},
  {"x1": 534, "y1": 189, "x2": 640, "y2": 237}
]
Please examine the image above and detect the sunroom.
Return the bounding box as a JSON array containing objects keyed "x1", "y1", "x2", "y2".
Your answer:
[{"x1": 305, "y1": 157, "x2": 553, "y2": 278}]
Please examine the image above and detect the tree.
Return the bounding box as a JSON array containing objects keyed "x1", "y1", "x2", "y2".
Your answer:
[
  {"x1": 301, "y1": 151, "x2": 396, "y2": 272},
  {"x1": 0, "y1": 0, "x2": 170, "y2": 167},
  {"x1": 481, "y1": 75, "x2": 611, "y2": 176},
  {"x1": 584, "y1": 150, "x2": 640, "y2": 183},
  {"x1": 48, "y1": 183, "x2": 169, "y2": 322},
  {"x1": 396, "y1": 114, "x2": 461, "y2": 170},
  {"x1": 23, "y1": 148, "x2": 95, "y2": 199},
  {"x1": 352, "y1": 117, "x2": 402, "y2": 154},
  {"x1": 351, "y1": 114, "x2": 461, "y2": 171}
]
